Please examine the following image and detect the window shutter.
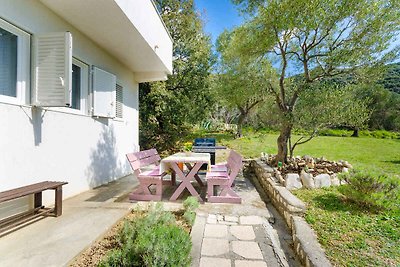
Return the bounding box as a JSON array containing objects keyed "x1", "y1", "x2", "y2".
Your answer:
[
  {"x1": 32, "y1": 32, "x2": 72, "y2": 106},
  {"x1": 115, "y1": 84, "x2": 123, "y2": 118},
  {"x1": 92, "y1": 66, "x2": 116, "y2": 118}
]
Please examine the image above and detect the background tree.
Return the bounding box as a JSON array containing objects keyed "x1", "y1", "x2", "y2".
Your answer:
[
  {"x1": 230, "y1": 0, "x2": 400, "y2": 163},
  {"x1": 213, "y1": 30, "x2": 275, "y2": 137},
  {"x1": 289, "y1": 83, "x2": 370, "y2": 157},
  {"x1": 356, "y1": 83, "x2": 400, "y2": 131},
  {"x1": 140, "y1": 0, "x2": 213, "y2": 151}
]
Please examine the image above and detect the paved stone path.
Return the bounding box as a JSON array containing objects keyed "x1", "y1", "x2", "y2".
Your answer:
[{"x1": 190, "y1": 165, "x2": 301, "y2": 267}]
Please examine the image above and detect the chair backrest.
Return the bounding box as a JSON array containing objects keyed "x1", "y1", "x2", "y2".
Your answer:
[
  {"x1": 226, "y1": 150, "x2": 243, "y2": 186},
  {"x1": 126, "y1": 149, "x2": 161, "y2": 171}
]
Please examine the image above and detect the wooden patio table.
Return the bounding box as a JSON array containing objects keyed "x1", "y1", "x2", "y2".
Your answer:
[{"x1": 160, "y1": 152, "x2": 210, "y2": 201}]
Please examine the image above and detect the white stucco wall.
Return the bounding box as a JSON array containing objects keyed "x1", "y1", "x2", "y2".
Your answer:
[{"x1": 0, "y1": 0, "x2": 142, "y2": 203}]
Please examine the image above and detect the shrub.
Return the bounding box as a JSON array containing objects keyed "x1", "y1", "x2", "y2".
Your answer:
[
  {"x1": 339, "y1": 169, "x2": 400, "y2": 211},
  {"x1": 99, "y1": 203, "x2": 192, "y2": 267},
  {"x1": 182, "y1": 196, "x2": 199, "y2": 226}
]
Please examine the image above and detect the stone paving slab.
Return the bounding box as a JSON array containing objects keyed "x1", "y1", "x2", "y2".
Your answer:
[
  {"x1": 200, "y1": 257, "x2": 231, "y2": 267},
  {"x1": 201, "y1": 238, "x2": 230, "y2": 256},
  {"x1": 232, "y1": 241, "x2": 264, "y2": 259},
  {"x1": 204, "y1": 224, "x2": 228, "y2": 238},
  {"x1": 235, "y1": 260, "x2": 268, "y2": 267},
  {"x1": 230, "y1": 225, "x2": 256, "y2": 240},
  {"x1": 239, "y1": 215, "x2": 264, "y2": 225}
]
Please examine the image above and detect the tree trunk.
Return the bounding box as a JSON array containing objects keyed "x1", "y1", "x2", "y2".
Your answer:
[
  {"x1": 236, "y1": 112, "x2": 245, "y2": 138},
  {"x1": 276, "y1": 123, "x2": 292, "y2": 164},
  {"x1": 351, "y1": 127, "x2": 359, "y2": 137}
]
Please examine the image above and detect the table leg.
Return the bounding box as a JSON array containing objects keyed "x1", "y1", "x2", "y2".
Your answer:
[
  {"x1": 169, "y1": 162, "x2": 203, "y2": 201},
  {"x1": 185, "y1": 162, "x2": 205, "y2": 186}
]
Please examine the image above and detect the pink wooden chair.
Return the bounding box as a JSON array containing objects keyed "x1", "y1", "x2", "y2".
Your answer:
[
  {"x1": 206, "y1": 150, "x2": 243, "y2": 204},
  {"x1": 126, "y1": 149, "x2": 166, "y2": 201},
  {"x1": 210, "y1": 150, "x2": 236, "y2": 172}
]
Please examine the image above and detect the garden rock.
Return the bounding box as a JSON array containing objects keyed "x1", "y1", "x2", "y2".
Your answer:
[
  {"x1": 330, "y1": 174, "x2": 340, "y2": 186},
  {"x1": 285, "y1": 173, "x2": 302, "y2": 190},
  {"x1": 300, "y1": 170, "x2": 315, "y2": 189},
  {"x1": 314, "y1": 174, "x2": 331, "y2": 188}
]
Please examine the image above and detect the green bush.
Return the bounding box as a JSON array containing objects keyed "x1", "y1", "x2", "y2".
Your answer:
[
  {"x1": 99, "y1": 203, "x2": 192, "y2": 267},
  {"x1": 360, "y1": 130, "x2": 400, "y2": 139},
  {"x1": 182, "y1": 196, "x2": 199, "y2": 226},
  {"x1": 318, "y1": 129, "x2": 350, "y2": 137},
  {"x1": 339, "y1": 170, "x2": 400, "y2": 211}
]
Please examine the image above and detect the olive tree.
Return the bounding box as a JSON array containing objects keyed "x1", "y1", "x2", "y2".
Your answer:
[
  {"x1": 213, "y1": 30, "x2": 276, "y2": 137},
  {"x1": 231, "y1": 0, "x2": 400, "y2": 163}
]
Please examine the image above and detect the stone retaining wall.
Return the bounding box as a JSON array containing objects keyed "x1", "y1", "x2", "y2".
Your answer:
[{"x1": 250, "y1": 159, "x2": 332, "y2": 267}]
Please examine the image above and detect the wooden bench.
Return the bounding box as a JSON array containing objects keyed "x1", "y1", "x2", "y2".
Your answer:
[
  {"x1": 0, "y1": 181, "x2": 68, "y2": 234},
  {"x1": 206, "y1": 150, "x2": 243, "y2": 204},
  {"x1": 126, "y1": 149, "x2": 169, "y2": 201}
]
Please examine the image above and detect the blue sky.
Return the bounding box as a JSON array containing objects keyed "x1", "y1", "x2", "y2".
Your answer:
[{"x1": 194, "y1": 0, "x2": 243, "y2": 45}]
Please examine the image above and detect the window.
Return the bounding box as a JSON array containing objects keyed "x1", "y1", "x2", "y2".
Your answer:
[
  {"x1": 70, "y1": 58, "x2": 89, "y2": 113},
  {"x1": 0, "y1": 19, "x2": 30, "y2": 104},
  {"x1": 115, "y1": 84, "x2": 123, "y2": 118},
  {"x1": 0, "y1": 27, "x2": 17, "y2": 97},
  {"x1": 71, "y1": 64, "x2": 81, "y2": 109}
]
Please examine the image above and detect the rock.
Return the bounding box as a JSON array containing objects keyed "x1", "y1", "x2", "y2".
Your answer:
[
  {"x1": 298, "y1": 161, "x2": 306, "y2": 167},
  {"x1": 304, "y1": 155, "x2": 315, "y2": 168},
  {"x1": 323, "y1": 168, "x2": 329, "y2": 173},
  {"x1": 343, "y1": 161, "x2": 353, "y2": 168},
  {"x1": 342, "y1": 167, "x2": 349, "y2": 173},
  {"x1": 285, "y1": 173, "x2": 303, "y2": 190},
  {"x1": 261, "y1": 152, "x2": 267, "y2": 160},
  {"x1": 315, "y1": 174, "x2": 331, "y2": 188},
  {"x1": 316, "y1": 168, "x2": 324, "y2": 173},
  {"x1": 276, "y1": 174, "x2": 285, "y2": 185},
  {"x1": 330, "y1": 174, "x2": 340, "y2": 186},
  {"x1": 300, "y1": 170, "x2": 315, "y2": 189}
]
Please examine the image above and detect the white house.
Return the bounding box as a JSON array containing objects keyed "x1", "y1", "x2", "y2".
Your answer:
[{"x1": 0, "y1": 0, "x2": 173, "y2": 208}]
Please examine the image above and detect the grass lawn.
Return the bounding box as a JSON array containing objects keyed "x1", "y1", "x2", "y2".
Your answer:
[
  {"x1": 292, "y1": 188, "x2": 400, "y2": 266},
  {"x1": 209, "y1": 132, "x2": 400, "y2": 175}
]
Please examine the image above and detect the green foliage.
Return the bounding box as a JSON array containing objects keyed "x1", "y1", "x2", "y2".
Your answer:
[
  {"x1": 99, "y1": 203, "x2": 192, "y2": 267},
  {"x1": 140, "y1": 0, "x2": 213, "y2": 152},
  {"x1": 182, "y1": 196, "x2": 199, "y2": 226},
  {"x1": 294, "y1": 83, "x2": 370, "y2": 132},
  {"x1": 339, "y1": 169, "x2": 400, "y2": 211},
  {"x1": 212, "y1": 30, "x2": 276, "y2": 137},
  {"x1": 381, "y1": 62, "x2": 400, "y2": 94},
  {"x1": 355, "y1": 83, "x2": 400, "y2": 131},
  {"x1": 293, "y1": 187, "x2": 400, "y2": 266}
]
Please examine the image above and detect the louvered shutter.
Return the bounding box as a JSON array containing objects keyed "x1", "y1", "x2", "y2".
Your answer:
[
  {"x1": 115, "y1": 84, "x2": 123, "y2": 118},
  {"x1": 92, "y1": 66, "x2": 116, "y2": 118},
  {"x1": 32, "y1": 32, "x2": 72, "y2": 106}
]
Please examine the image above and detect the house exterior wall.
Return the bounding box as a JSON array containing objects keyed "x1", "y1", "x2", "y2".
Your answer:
[{"x1": 0, "y1": 0, "x2": 148, "y2": 204}]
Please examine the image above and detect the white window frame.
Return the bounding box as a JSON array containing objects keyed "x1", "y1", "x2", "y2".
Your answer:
[{"x1": 0, "y1": 18, "x2": 30, "y2": 105}]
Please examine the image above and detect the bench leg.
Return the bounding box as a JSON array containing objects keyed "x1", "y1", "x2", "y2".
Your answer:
[
  {"x1": 54, "y1": 186, "x2": 63, "y2": 216},
  {"x1": 34, "y1": 192, "x2": 42, "y2": 210}
]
